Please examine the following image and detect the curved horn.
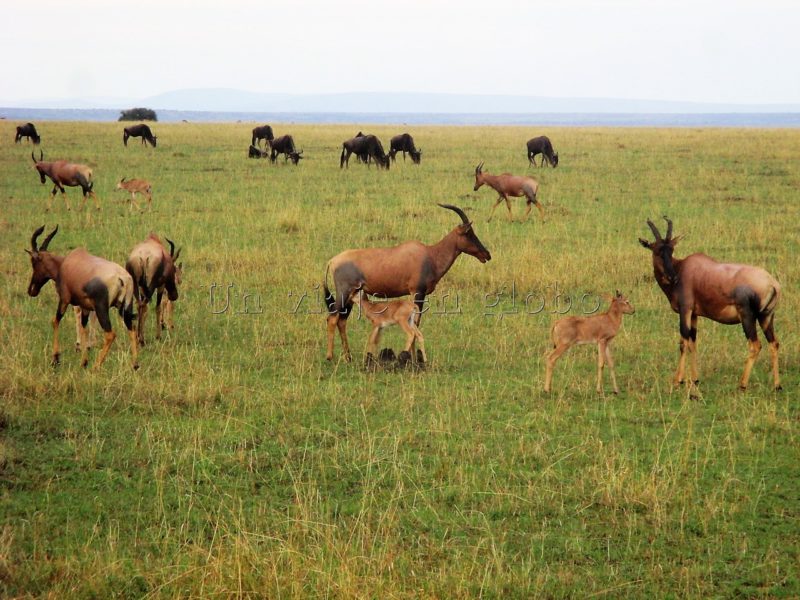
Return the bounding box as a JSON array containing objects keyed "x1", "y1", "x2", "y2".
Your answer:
[
  {"x1": 31, "y1": 151, "x2": 37, "y2": 164},
  {"x1": 40, "y1": 225, "x2": 58, "y2": 251},
  {"x1": 165, "y1": 237, "x2": 176, "y2": 257},
  {"x1": 646, "y1": 219, "x2": 663, "y2": 241},
  {"x1": 39, "y1": 149, "x2": 43, "y2": 161},
  {"x1": 30, "y1": 225, "x2": 45, "y2": 251},
  {"x1": 663, "y1": 215, "x2": 673, "y2": 240},
  {"x1": 438, "y1": 203, "x2": 470, "y2": 225},
  {"x1": 475, "y1": 161, "x2": 484, "y2": 174}
]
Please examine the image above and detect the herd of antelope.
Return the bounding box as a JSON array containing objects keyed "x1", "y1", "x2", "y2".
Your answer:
[{"x1": 16, "y1": 122, "x2": 783, "y2": 394}]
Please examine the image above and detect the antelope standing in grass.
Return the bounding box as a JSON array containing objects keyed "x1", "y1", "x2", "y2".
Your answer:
[
  {"x1": 116, "y1": 178, "x2": 153, "y2": 211},
  {"x1": 351, "y1": 289, "x2": 427, "y2": 366},
  {"x1": 544, "y1": 291, "x2": 634, "y2": 394},
  {"x1": 126, "y1": 233, "x2": 182, "y2": 346},
  {"x1": 640, "y1": 217, "x2": 781, "y2": 393},
  {"x1": 26, "y1": 226, "x2": 138, "y2": 370},
  {"x1": 31, "y1": 151, "x2": 99, "y2": 211},
  {"x1": 473, "y1": 162, "x2": 544, "y2": 223},
  {"x1": 324, "y1": 204, "x2": 491, "y2": 362}
]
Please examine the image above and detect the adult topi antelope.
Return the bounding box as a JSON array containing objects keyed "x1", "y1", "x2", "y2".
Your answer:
[
  {"x1": 31, "y1": 151, "x2": 99, "y2": 211},
  {"x1": 473, "y1": 162, "x2": 544, "y2": 223},
  {"x1": 640, "y1": 217, "x2": 781, "y2": 393},
  {"x1": 26, "y1": 226, "x2": 138, "y2": 370},
  {"x1": 544, "y1": 291, "x2": 635, "y2": 394},
  {"x1": 125, "y1": 233, "x2": 182, "y2": 346},
  {"x1": 324, "y1": 204, "x2": 491, "y2": 362}
]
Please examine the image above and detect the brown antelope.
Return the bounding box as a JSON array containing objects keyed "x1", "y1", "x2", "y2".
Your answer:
[
  {"x1": 125, "y1": 233, "x2": 181, "y2": 345},
  {"x1": 31, "y1": 151, "x2": 99, "y2": 211},
  {"x1": 116, "y1": 178, "x2": 153, "y2": 211},
  {"x1": 640, "y1": 217, "x2": 781, "y2": 393},
  {"x1": 160, "y1": 259, "x2": 183, "y2": 332},
  {"x1": 544, "y1": 291, "x2": 635, "y2": 394},
  {"x1": 26, "y1": 226, "x2": 138, "y2": 370},
  {"x1": 351, "y1": 289, "x2": 427, "y2": 366},
  {"x1": 473, "y1": 162, "x2": 544, "y2": 222},
  {"x1": 324, "y1": 204, "x2": 491, "y2": 362}
]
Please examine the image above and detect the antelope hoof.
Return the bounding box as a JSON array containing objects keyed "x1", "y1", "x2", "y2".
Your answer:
[
  {"x1": 133, "y1": 363, "x2": 140, "y2": 371},
  {"x1": 739, "y1": 385, "x2": 748, "y2": 392},
  {"x1": 81, "y1": 359, "x2": 89, "y2": 369},
  {"x1": 398, "y1": 350, "x2": 412, "y2": 368},
  {"x1": 51, "y1": 353, "x2": 60, "y2": 367},
  {"x1": 416, "y1": 349, "x2": 426, "y2": 365},
  {"x1": 775, "y1": 385, "x2": 783, "y2": 392}
]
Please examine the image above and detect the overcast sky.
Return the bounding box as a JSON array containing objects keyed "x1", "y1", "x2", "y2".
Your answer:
[{"x1": 2, "y1": 0, "x2": 798, "y2": 104}]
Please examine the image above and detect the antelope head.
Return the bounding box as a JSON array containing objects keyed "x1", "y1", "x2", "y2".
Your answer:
[
  {"x1": 31, "y1": 150, "x2": 46, "y2": 183},
  {"x1": 439, "y1": 203, "x2": 491, "y2": 263},
  {"x1": 164, "y1": 238, "x2": 182, "y2": 301},
  {"x1": 473, "y1": 161, "x2": 485, "y2": 191},
  {"x1": 26, "y1": 225, "x2": 59, "y2": 297},
  {"x1": 639, "y1": 216, "x2": 682, "y2": 286}
]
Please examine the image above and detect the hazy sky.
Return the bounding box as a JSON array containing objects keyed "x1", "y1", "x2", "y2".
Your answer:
[{"x1": 2, "y1": 0, "x2": 798, "y2": 104}]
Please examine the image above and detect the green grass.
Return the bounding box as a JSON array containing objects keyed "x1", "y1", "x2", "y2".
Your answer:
[{"x1": 1, "y1": 122, "x2": 799, "y2": 598}]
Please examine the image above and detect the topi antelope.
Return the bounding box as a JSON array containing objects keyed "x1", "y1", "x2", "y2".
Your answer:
[
  {"x1": 640, "y1": 217, "x2": 781, "y2": 392},
  {"x1": 125, "y1": 233, "x2": 182, "y2": 346},
  {"x1": 544, "y1": 291, "x2": 634, "y2": 394},
  {"x1": 116, "y1": 178, "x2": 153, "y2": 211},
  {"x1": 351, "y1": 289, "x2": 427, "y2": 366},
  {"x1": 473, "y1": 162, "x2": 544, "y2": 223},
  {"x1": 31, "y1": 151, "x2": 99, "y2": 211},
  {"x1": 26, "y1": 226, "x2": 138, "y2": 370},
  {"x1": 324, "y1": 204, "x2": 491, "y2": 362}
]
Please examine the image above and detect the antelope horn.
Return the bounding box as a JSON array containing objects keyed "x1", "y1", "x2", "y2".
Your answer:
[
  {"x1": 39, "y1": 149, "x2": 43, "y2": 161},
  {"x1": 646, "y1": 219, "x2": 663, "y2": 241},
  {"x1": 663, "y1": 215, "x2": 673, "y2": 240},
  {"x1": 166, "y1": 237, "x2": 176, "y2": 257},
  {"x1": 30, "y1": 225, "x2": 45, "y2": 251},
  {"x1": 475, "y1": 161, "x2": 484, "y2": 173},
  {"x1": 438, "y1": 203, "x2": 470, "y2": 225},
  {"x1": 40, "y1": 225, "x2": 58, "y2": 251},
  {"x1": 31, "y1": 151, "x2": 37, "y2": 164}
]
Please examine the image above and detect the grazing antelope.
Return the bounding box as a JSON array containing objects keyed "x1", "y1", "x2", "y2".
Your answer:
[
  {"x1": 116, "y1": 178, "x2": 153, "y2": 211},
  {"x1": 389, "y1": 133, "x2": 422, "y2": 164},
  {"x1": 544, "y1": 291, "x2": 635, "y2": 394},
  {"x1": 31, "y1": 151, "x2": 99, "y2": 211},
  {"x1": 473, "y1": 162, "x2": 544, "y2": 223},
  {"x1": 252, "y1": 124, "x2": 274, "y2": 148},
  {"x1": 15, "y1": 122, "x2": 41, "y2": 144},
  {"x1": 125, "y1": 233, "x2": 181, "y2": 346},
  {"x1": 527, "y1": 136, "x2": 558, "y2": 167},
  {"x1": 26, "y1": 226, "x2": 138, "y2": 370},
  {"x1": 123, "y1": 124, "x2": 157, "y2": 147},
  {"x1": 640, "y1": 217, "x2": 781, "y2": 393},
  {"x1": 324, "y1": 204, "x2": 491, "y2": 362},
  {"x1": 351, "y1": 289, "x2": 427, "y2": 366}
]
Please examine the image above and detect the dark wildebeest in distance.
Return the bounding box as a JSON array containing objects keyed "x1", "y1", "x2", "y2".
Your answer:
[
  {"x1": 389, "y1": 133, "x2": 421, "y2": 164},
  {"x1": 31, "y1": 151, "x2": 99, "y2": 211},
  {"x1": 640, "y1": 217, "x2": 782, "y2": 394},
  {"x1": 268, "y1": 135, "x2": 303, "y2": 164},
  {"x1": 123, "y1": 124, "x2": 157, "y2": 148},
  {"x1": 248, "y1": 145, "x2": 268, "y2": 158},
  {"x1": 26, "y1": 225, "x2": 138, "y2": 370},
  {"x1": 15, "y1": 122, "x2": 41, "y2": 144},
  {"x1": 526, "y1": 136, "x2": 558, "y2": 167},
  {"x1": 252, "y1": 125, "x2": 274, "y2": 148},
  {"x1": 340, "y1": 134, "x2": 390, "y2": 169},
  {"x1": 126, "y1": 233, "x2": 182, "y2": 346}
]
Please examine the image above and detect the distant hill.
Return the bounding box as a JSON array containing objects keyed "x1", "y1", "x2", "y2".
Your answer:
[{"x1": 3, "y1": 89, "x2": 800, "y2": 114}]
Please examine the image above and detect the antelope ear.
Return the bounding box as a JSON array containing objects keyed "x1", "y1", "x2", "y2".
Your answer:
[
  {"x1": 638, "y1": 238, "x2": 651, "y2": 249},
  {"x1": 615, "y1": 289, "x2": 622, "y2": 298},
  {"x1": 25, "y1": 248, "x2": 33, "y2": 256},
  {"x1": 669, "y1": 235, "x2": 683, "y2": 247}
]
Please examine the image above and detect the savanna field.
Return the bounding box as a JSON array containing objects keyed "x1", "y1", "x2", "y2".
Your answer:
[{"x1": 1, "y1": 121, "x2": 799, "y2": 598}]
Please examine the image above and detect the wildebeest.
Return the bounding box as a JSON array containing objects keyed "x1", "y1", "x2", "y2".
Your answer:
[
  {"x1": 115, "y1": 178, "x2": 153, "y2": 211},
  {"x1": 123, "y1": 124, "x2": 157, "y2": 147},
  {"x1": 15, "y1": 122, "x2": 41, "y2": 144},
  {"x1": 31, "y1": 151, "x2": 99, "y2": 211},
  {"x1": 527, "y1": 136, "x2": 558, "y2": 167},
  {"x1": 324, "y1": 204, "x2": 491, "y2": 362},
  {"x1": 640, "y1": 217, "x2": 781, "y2": 393},
  {"x1": 544, "y1": 291, "x2": 635, "y2": 394},
  {"x1": 248, "y1": 144, "x2": 269, "y2": 158},
  {"x1": 252, "y1": 125, "x2": 274, "y2": 148},
  {"x1": 268, "y1": 134, "x2": 301, "y2": 163},
  {"x1": 389, "y1": 133, "x2": 421, "y2": 164},
  {"x1": 473, "y1": 162, "x2": 544, "y2": 222},
  {"x1": 126, "y1": 233, "x2": 182, "y2": 346},
  {"x1": 340, "y1": 134, "x2": 390, "y2": 169},
  {"x1": 26, "y1": 225, "x2": 138, "y2": 370}
]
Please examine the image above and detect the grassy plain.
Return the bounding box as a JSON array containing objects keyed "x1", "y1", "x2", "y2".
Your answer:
[{"x1": 1, "y1": 121, "x2": 799, "y2": 598}]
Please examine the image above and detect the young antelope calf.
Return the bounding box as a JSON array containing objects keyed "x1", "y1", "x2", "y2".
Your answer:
[
  {"x1": 544, "y1": 291, "x2": 634, "y2": 394},
  {"x1": 352, "y1": 290, "x2": 427, "y2": 366},
  {"x1": 116, "y1": 178, "x2": 153, "y2": 211}
]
